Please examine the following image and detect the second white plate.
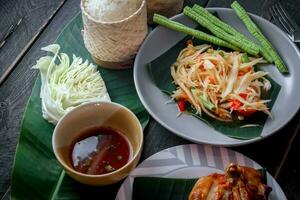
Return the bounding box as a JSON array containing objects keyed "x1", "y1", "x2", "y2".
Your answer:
[{"x1": 116, "y1": 144, "x2": 286, "y2": 200}]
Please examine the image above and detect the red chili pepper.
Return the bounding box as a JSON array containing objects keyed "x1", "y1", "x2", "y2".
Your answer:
[
  {"x1": 178, "y1": 99, "x2": 186, "y2": 112},
  {"x1": 238, "y1": 109, "x2": 256, "y2": 117},
  {"x1": 230, "y1": 93, "x2": 247, "y2": 110},
  {"x1": 230, "y1": 99, "x2": 243, "y2": 110},
  {"x1": 239, "y1": 93, "x2": 247, "y2": 100}
]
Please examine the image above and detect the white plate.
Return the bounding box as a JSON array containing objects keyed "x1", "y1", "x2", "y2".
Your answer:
[
  {"x1": 134, "y1": 8, "x2": 300, "y2": 146},
  {"x1": 116, "y1": 144, "x2": 287, "y2": 199}
]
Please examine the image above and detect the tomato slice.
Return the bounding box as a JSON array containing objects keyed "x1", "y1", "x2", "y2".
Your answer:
[
  {"x1": 239, "y1": 93, "x2": 247, "y2": 100},
  {"x1": 238, "y1": 109, "x2": 256, "y2": 117},
  {"x1": 177, "y1": 99, "x2": 186, "y2": 112},
  {"x1": 231, "y1": 99, "x2": 243, "y2": 110}
]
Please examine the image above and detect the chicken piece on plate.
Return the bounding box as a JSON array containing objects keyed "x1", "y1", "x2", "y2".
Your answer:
[{"x1": 189, "y1": 163, "x2": 272, "y2": 200}]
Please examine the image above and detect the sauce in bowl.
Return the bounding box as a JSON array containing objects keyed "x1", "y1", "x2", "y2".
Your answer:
[{"x1": 71, "y1": 126, "x2": 131, "y2": 175}]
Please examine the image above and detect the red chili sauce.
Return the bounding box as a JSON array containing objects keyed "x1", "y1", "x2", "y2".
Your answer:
[{"x1": 71, "y1": 126, "x2": 130, "y2": 175}]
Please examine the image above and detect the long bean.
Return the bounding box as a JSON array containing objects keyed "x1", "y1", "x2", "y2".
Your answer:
[
  {"x1": 153, "y1": 14, "x2": 239, "y2": 50},
  {"x1": 184, "y1": 6, "x2": 259, "y2": 56},
  {"x1": 231, "y1": 1, "x2": 288, "y2": 73},
  {"x1": 192, "y1": 5, "x2": 273, "y2": 62}
]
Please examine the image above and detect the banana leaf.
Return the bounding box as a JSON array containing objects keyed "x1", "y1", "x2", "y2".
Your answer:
[
  {"x1": 11, "y1": 12, "x2": 149, "y2": 199},
  {"x1": 132, "y1": 169, "x2": 267, "y2": 199},
  {"x1": 133, "y1": 177, "x2": 197, "y2": 200},
  {"x1": 148, "y1": 35, "x2": 281, "y2": 140}
]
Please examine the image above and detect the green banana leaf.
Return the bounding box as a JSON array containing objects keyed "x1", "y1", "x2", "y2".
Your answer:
[
  {"x1": 132, "y1": 169, "x2": 267, "y2": 199},
  {"x1": 133, "y1": 177, "x2": 197, "y2": 200},
  {"x1": 148, "y1": 36, "x2": 281, "y2": 140},
  {"x1": 11, "y1": 12, "x2": 149, "y2": 199}
]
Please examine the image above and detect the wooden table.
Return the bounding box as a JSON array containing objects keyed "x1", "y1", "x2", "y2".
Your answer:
[{"x1": 0, "y1": 0, "x2": 299, "y2": 199}]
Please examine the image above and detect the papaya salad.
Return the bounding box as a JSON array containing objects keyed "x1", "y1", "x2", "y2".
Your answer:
[{"x1": 170, "y1": 41, "x2": 271, "y2": 122}]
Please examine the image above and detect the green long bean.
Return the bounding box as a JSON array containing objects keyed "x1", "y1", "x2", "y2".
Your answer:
[
  {"x1": 153, "y1": 14, "x2": 239, "y2": 50},
  {"x1": 192, "y1": 5, "x2": 273, "y2": 62},
  {"x1": 231, "y1": 1, "x2": 288, "y2": 73},
  {"x1": 184, "y1": 6, "x2": 259, "y2": 56}
]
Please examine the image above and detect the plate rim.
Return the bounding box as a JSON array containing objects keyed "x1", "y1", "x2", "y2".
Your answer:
[
  {"x1": 115, "y1": 144, "x2": 287, "y2": 200},
  {"x1": 134, "y1": 7, "x2": 300, "y2": 146}
]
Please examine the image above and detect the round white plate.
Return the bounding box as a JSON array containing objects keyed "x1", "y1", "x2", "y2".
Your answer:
[
  {"x1": 116, "y1": 144, "x2": 286, "y2": 199},
  {"x1": 134, "y1": 8, "x2": 300, "y2": 146}
]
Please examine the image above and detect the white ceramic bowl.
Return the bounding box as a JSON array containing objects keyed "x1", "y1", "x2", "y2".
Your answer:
[{"x1": 52, "y1": 101, "x2": 143, "y2": 186}]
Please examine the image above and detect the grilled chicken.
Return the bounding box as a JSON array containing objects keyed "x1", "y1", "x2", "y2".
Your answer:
[{"x1": 189, "y1": 163, "x2": 272, "y2": 200}]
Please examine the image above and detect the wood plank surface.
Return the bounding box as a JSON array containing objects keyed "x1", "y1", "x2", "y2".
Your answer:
[
  {"x1": 277, "y1": 121, "x2": 300, "y2": 200},
  {"x1": 0, "y1": 0, "x2": 207, "y2": 198},
  {"x1": 0, "y1": 0, "x2": 75, "y2": 196},
  {"x1": 0, "y1": 0, "x2": 299, "y2": 199},
  {"x1": 0, "y1": 0, "x2": 66, "y2": 84}
]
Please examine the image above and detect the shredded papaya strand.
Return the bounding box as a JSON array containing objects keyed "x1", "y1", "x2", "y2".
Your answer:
[{"x1": 171, "y1": 43, "x2": 271, "y2": 121}]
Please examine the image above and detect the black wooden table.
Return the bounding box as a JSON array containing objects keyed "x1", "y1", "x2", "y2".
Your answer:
[{"x1": 0, "y1": 0, "x2": 299, "y2": 199}]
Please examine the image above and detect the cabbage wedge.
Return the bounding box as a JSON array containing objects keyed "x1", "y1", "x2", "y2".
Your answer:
[{"x1": 33, "y1": 44, "x2": 110, "y2": 124}]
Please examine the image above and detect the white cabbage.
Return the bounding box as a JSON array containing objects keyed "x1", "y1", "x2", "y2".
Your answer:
[{"x1": 32, "y1": 44, "x2": 110, "y2": 124}]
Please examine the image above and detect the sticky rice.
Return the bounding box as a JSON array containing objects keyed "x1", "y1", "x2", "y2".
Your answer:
[{"x1": 84, "y1": 0, "x2": 140, "y2": 22}]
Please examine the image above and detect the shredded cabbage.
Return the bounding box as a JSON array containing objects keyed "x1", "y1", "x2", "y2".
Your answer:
[{"x1": 32, "y1": 44, "x2": 110, "y2": 124}]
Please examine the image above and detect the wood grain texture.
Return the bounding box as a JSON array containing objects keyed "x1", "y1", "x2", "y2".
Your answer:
[
  {"x1": 0, "y1": 1, "x2": 209, "y2": 198},
  {"x1": 277, "y1": 120, "x2": 300, "y2": 200},
  {"x1": 184, "y1": 0, "x2": 210, "y2": 7},
  {"x1": 0, "y1": 0, "x2": 65, "y2": 78},
  {"x1": 141, "y1": 120, "x2": 190, "y2": 161},
  {"x1": 0, "y1": 0, "x2": 79, "y2": 197},
  {"x1": 1, "y1": 0, "x2": 300, "y2": 199}
]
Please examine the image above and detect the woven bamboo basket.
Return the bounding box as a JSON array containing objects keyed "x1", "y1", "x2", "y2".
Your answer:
[{"x1": 81, "y1": 0, "x2": 147, "y2": 69}]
